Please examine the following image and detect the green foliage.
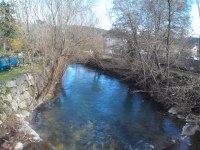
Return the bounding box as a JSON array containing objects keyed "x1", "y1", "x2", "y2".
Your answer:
[
  {"x1": 0, "y1": 1, "x2": 17, "y2": 50},
  {"x1": 14, "y1": 49, "x2": 23, "y2": 54},
  {"x1": 0, "y1": 66, "x2": 30, "y2": 82},
  {"x1": 171, "y1": 71, "x2": 193, "y2": 85},
  {"x1": 101, "y1": 55, "x2": 112, "y2": 62}
]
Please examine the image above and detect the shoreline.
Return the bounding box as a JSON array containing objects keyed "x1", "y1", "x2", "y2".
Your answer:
[
  {"x1": 83, "y1": 60, "x2": 200, "y2": 139},
  {"x1": 1, "y1": 62, "x2": 200, "y2": 149}
]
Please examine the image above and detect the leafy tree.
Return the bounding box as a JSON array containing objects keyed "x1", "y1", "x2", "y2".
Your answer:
[{"x1": 0, "y1": 0, "x2": 16, "y2": 51}]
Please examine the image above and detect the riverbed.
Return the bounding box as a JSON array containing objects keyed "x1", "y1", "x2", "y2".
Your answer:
[{"x1": 28, "y1": 64, "x2": 199, "y2": 150}]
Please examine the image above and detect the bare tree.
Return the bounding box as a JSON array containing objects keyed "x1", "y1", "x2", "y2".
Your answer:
[{"x1": 13, "y1": 0, "x2": 99, "y2": 101}]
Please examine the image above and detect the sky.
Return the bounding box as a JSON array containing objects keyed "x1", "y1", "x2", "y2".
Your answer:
[
  {"x1": 3, "y1": 0, "x2": 200, "y2": 34},
  {"x1": 93, "y1": 0, "x2": 113, "y2": 30},
  {"x1": 191, "y1": 3, "x2": 200, "y2": 36},
  {"x1": 95, "y1": 0, "x2": 200, "y2": 36}
]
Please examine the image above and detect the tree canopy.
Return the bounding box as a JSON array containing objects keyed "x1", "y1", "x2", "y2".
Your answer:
[{"x1": 0, "y1": 0, "x2": 17, "y2": 50}]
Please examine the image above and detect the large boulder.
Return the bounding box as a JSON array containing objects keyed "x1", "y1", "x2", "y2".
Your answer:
[
  {"x1": 181, "y1": 123, "x2": 199, "y2": 137},
  {"x1": 6, "y1": 80, "x2": 17, "y2": 88}
]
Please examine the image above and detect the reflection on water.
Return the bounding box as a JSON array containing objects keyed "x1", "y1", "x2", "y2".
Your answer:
[{"x1": 30, "y1": 65, "x2": 191, "y2": 150}]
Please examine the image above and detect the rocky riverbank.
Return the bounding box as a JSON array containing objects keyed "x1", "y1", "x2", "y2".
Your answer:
[
  {"x1": 84, "y1": 60, "x2": 200, "y2": 140},
  {"x1": 0, "y1": 73, "x2": 42, "y2": 150}
]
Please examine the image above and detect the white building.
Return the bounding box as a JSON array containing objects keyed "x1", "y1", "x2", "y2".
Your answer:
[{"x1": 191, "y1": 45, "x2": 199, "y2": 60}]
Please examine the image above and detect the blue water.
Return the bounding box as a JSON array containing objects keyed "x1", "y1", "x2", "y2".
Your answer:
[{"x1": 31, "y1": 65, "x2": 192, "y2": 150}]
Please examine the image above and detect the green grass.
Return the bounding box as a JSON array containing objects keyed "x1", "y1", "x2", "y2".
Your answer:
[
  {"x1": 101, "y1": 55, "x2": 112, "y2": 62},
  {"x1": 171, "y1": 71, "x2": 193, "y2": 85},
  {"x1": 171, "y1": 71, "x2": 192, "y2": 79},
  {"x1": 0, "y1": 66, "x2": 31, "y2": 82}
]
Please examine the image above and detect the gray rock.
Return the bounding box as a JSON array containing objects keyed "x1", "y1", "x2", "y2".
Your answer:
[
  {"x1": 25, "y1": 74, "x2": 34, "y2": 86},
  {"x1": 6, "y1": 80, "x2": 17, "y2": 88},
  {"x1": 0, "y1": 112, "x2": 7, "y2": 121},
  {"x1": 20, "y1": 111, "x2": 30, "y2": 118},
  {"x1": 16, "y1": 91, "x2": 31, "y2": 102},
  {"x1": 11, "y1": 101, "x2": 18, "y2": 111},
  {"x1": 0, "y1": 86, "x2": 6, "y2": 94},
  {"x1": 23, "y1": 91, "x2": 32, "y2": 100},
  {"x1": 16, "y1": 76, "x2": 26, "y2": 86},
  {"x1": 16, "y1": 115, "x2": 42, "y2": 142},
  {"x1": 18, "y1": 84, "x2": 28, "y2": 93},
  {"x1": 14, "y1": 96, "x2": 21, "y2": 104},
  {"x1": 181, "y1": 123, "x2": 199, "y2": 136},
  {"x1": 6, "y1": 94, "x2": 13, "y2": 102},
  {"x1": 14, "y1": 142, "x2": 23, "y2": 150},
  {"x1": 0, "y1": 73, "x2": 37, "y2": 139},
  {"x1": 168, "y1": 107, "x2": 177, "y2": 115},
  {"x1": 3, "y1": 104, "x2": 12, "y2": 115},
  {"x1": 185, "y1": 114, "x2": 200, "y2": 123},
  {"x1": 10, "y1": 88, "x2": 18, "y2": 96},
  {"x1": 18, "y1": 101, "x2": 27, "y2": 109},
  {"x1": 177, "y1": 114, "x2": 185, "y2": 119}
]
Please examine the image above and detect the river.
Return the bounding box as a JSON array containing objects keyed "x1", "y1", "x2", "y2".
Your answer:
[{"x1": 28, "y1": 64, "x2": 199, "y2": 150}]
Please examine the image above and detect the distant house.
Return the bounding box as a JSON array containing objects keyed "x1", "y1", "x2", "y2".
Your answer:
[
  {"x1": 103, "y1": 29, "x2": 128, "y2": 55},
  {"x1": 191, "y1": 45, "x2": 199, "y2": 60}
]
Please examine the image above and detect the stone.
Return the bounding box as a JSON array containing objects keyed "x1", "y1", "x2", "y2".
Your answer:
[
  {"x1": 6, "y1": 80, "x2": 17, "y2": 88},
  {"x1": 168, "y1": 107, "x2": 177, "y2": 115},
  {"x1": 18, "y1": 84, "x2": 28, "y2": 93},
  {"x1": 10, "y1": 88, "x2": 18, "y2": 96},
  {"x1": 0, "y1": 73, "x2": 40, "y2": 147},
  {"x1": 31, "y1": 129, "x2": 41, "y2": 141},
  {"x1": 6, "y1": 94, "x2": 13, "y2": 102},
  {"x1": 17, "y1": 118, "x2": 42, "y2": 142},
  {"x1": 25, "y1": 74, "x2": 34, "y2": 86},
  {"x1": 18, "y1": 101, "x2": 27, "y2": 109},
  {"x1": 0, "y1": 86, "x2": 6, "y2": 94},
  {"x1": 16, "y1": 76, "x2": 26, "y2": 86},
  {"x1": 3, "y1": 104, "x2": 12, "y2": 115},
  {"x1": 14, "y1": 96, "x2": 21, "y2": 104},
  {"x1": 20, "y1": 111, "x2": 30, "y2": 118},
  {"x1": 185, "y1": 114, "x2": 200, "y2": 123},
  {"x1": 14, "y1": 142, "x2": 23, "y2": 150},
  {"x1": 20, "y1": 91, "x2": 32, "y2": 102},
  {"x1": 11, "y1": 101, "x2": 18, "y2": 111},
  {"x1": 177, "y1": 114, "x2": 185, "y2": 119},
  {"x1": 15, "y1": 113, "x2": 29, "y2": 120},
  {"x1": 0, "y1": 112, "x2": 7, "y2": 121},
  {"x1": 181, "y1": 123, "x2": 199, "y2": 136}
]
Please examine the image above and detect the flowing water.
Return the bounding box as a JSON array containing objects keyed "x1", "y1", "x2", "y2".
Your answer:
[{"x1": 29, "y1": 65, "x2": 198, "y2": 150}]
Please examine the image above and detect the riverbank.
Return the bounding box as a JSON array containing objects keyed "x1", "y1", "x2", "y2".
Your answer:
[
  {"x1": 25, "y1": 64, "x2": 197, "y2": 149},
  {"x1": 0, "y1": 73, "x2": 42, "y2": 150},
  {"x1": 84, "y1": 58, "x2": 200, "y2": 139},
  {"x1": 1, "y1": 60, "x2": 199, "y2": 149}
]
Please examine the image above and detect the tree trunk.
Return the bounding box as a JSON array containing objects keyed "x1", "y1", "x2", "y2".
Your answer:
[{"x1": 166, "y1": 0, "x2": 171, "y2": 91}]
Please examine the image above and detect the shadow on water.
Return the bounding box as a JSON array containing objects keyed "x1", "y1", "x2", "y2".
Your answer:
[{"x1": 27, "y1": 64, "x2": 199, "y2": 150}]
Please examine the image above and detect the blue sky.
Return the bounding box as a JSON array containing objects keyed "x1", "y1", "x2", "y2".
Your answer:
[
  {"x1": 93, "y1": 0, "x2": 113, "y2": 30},
  {"x1": 3, "y1": 0, "x2": 200, "y2": 34},
  {"x1": 191, "y1": 3, "x2": 200, "y2": 36},
  {"x1": 95, "y1": 0, "x2": 200, "y2": 36}
]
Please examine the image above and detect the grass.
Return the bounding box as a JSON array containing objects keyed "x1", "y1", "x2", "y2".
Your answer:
[
  {"x1": 171, "y1": 70, "x2": 194, "y2": 85},
  {"x1": 0, "y1": 66, "x2": 31, "y2": 82},
  {"x1": 171, "y1": 70, "x2": 193, "y2": 79},
  {"x1": 101, "y1": 55, "x2": 112, "y2": 62}
]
